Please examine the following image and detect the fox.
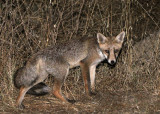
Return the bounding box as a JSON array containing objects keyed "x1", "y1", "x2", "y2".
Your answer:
[{"x1": 14, "y1": 31, "x2": 125, "y2": 109}]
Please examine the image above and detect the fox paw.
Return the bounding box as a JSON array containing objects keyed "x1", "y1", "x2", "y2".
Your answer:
[
  {"x1": 67, "y1": 99, "x2": 76, "y2": 104},
  {"x1": 89, "y1": 91, "x2": 97, "y2": 96},
  {"x1": 17, "y1": 104, "x2": 25, "y2": 110}
]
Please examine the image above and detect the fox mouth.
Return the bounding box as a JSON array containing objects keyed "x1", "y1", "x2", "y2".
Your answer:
[
  {"x1": 108, "y1": 61, "x2": 116, "y2": 68},
  {"x1": 108, "y1": 63, "x2": 116, "y2": 68},
  {"x1": 103, "y1": 59, "x2": 116, "y2": 68}
]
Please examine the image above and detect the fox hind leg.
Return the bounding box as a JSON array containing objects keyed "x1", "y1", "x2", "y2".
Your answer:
[
  {"x1": 52, "y1": 66, "x2": 75, "y2": 103},
  {"x1": 16, "y1": 73, "x2": 48, "y2": 109},
  {"x1": 16, "y1": 87, "x2": 30, "y2": 109},
  {"x1": 53, "y1": 78, "x2": 75, "y2": 103}
]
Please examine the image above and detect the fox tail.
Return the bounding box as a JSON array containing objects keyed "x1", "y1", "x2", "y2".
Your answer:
[
  {"x1": 26, "y1": 82, "x2": 51, "y2": 96},
  {"x1": 13, "y1": 67, "x2": 51, "y2": 96}
]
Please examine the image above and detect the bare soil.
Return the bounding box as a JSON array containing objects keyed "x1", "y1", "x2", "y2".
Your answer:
[{"x1": 1, "y1": 89, "x2": 160, "y2": 113}]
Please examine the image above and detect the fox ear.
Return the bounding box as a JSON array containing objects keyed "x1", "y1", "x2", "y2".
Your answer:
[
  {"x1": 97, "y1": 33, "x2": 107, "y2": 44},
  {"x1": 116, "y1": 31, "x2": 125, "y2": 43}
]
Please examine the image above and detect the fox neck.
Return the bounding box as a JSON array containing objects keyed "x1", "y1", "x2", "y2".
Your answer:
[{"x1": 96, "y1": 47, "x2": 105, "y2": 61}]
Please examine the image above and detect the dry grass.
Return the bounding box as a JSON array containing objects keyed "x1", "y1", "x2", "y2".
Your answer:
[{"x1": 0, "y1": 0, "x2": 160, "y2": 113}]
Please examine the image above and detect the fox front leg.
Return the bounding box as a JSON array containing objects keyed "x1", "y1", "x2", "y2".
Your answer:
[
  {"x1": 80, "y1": 62, "x2": 96, "y2": 96},
  {"x1": 89, "y1": 64, "x2": 97, "y2": 95}
]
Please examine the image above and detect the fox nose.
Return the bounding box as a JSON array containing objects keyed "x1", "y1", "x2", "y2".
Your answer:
[{"x1": 110, "y1": 60, "x2": 116, "y2": 65}]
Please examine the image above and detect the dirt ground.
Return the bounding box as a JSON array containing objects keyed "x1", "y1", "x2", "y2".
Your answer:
[{"x1": 1, "y1": 89, "x2": 160, "y2": 113}]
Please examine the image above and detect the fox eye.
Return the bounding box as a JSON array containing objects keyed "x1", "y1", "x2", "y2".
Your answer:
[
  {"x1": 105, "y1": 50, "x2": 109, "y2": 53},
  {"x1": 114, "y1": 49, "x2": 119, "y2": 53}
]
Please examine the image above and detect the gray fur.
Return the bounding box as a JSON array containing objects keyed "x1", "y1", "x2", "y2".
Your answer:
[{"x1": 14, "y1": 32, "x2": 125, "y2": 109}]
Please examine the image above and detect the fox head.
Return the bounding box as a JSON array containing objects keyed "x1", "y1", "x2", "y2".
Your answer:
[{"x1": 97, "y1": 31, "x2": 125, "y2": 66}]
